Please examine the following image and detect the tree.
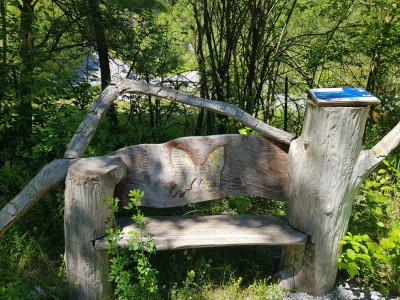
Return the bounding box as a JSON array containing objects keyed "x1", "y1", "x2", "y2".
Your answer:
[
  {"x1": 87, "y1": 0, "x2": 110, "y2": 91},
  {"x1": 17, "y1": 0, "x2": 37, "y2": 136},
  {"x1": 190, "y1": 0, "x2": 303, "y2": 134}
]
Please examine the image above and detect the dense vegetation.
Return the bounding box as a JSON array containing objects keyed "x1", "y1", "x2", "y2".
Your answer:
[{"x1": 0, "y1": 0, "x2": 399, "y2": 298}]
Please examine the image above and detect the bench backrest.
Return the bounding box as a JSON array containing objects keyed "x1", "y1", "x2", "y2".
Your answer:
[{"x1": 113, "y1": 134, "x2": 289, "y2": 207}]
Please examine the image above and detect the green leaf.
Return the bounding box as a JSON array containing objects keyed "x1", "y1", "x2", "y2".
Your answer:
[
  {"x1": 342, "y1": 235, "x2": 352, "y2": 240},
  {"x1": 376, "y1": 221, "x2": 385, "y2": 227},
  {"x1": 380, "y1": 238, "x2": 396, "y2": 250},
  {"x1": 374, "y1": 253, "x2": 390, "y2": 264},
  {"x1": 346, "y1": 249, "x2": 356, "y2": 260},
  {"x1": 366, "y1": 242, "x2": 378, "y2": 252},
  {"x1": 346, "y1": 262, "x2": 359, "y2": 277},
  {"x1": 373, "y1": 206, "x2": 383, "y2": 215}
]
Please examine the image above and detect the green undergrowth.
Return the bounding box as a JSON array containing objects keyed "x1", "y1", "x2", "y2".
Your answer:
[
  {"x1": 169, "y1": 273, "x2": 284, "y2": 300},
  {"x1": 155, "y1": 246, "x2": 284, "y2": 299},
  {"x1": 105, "y1": 189, "x2": 285, "y2": 299},
  {"x1": 338, "y1": 159, "x2": 400, "y2": 296}
]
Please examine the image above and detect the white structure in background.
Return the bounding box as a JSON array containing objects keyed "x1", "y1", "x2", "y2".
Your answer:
[
  {"x1": 75, "y1": 52, "x2": 199, "y2": 89},
  {"x1": 75, "y1": 52, "x2": 304, "y2": 110},
  {"x1": 75, "y1": 52, "x2": 133, "y2": 86}
]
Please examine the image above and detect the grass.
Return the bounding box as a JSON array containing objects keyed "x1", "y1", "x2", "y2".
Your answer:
[{"x1": 169, "y1": 276, "x2": 285, "y2": 300}]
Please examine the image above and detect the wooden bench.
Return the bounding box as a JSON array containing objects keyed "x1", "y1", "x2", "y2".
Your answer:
[
  {"x1": 64, "y1": 134, "x2": 307, "y2": 299},
  {"x1": 94, "y1": 134, "x2": 306, "y2": 251},
  {"x1": 3, "y1": 78, "x2": 393, "y2": 299}
]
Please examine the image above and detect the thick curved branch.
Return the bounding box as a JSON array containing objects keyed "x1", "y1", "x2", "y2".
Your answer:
[
  {"x1": 0, "y1": 159, "x2": 76, "y2": 237},
  {"x1": 355, "y1": 120, "x2": 400, "y2": 182},
  {"x1": 65, "y1": 78, "x2": 294, "y2": 159},
  {"x1": 119, "y1": 78, "x2": 295, "y2": 144},
  {"x1": 64, "y1": 80, "x2": 128, "y2": 158}
]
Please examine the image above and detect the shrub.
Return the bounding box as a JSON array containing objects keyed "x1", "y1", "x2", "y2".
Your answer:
[{"x1": 338, "y1": 160, "x2": 400, "y2": 296}]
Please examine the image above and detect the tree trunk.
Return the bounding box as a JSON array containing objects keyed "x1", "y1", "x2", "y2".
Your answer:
[
  {"x1": 88, "y1": 0, "x2": 110, "y2": 90},
  {"x1": 64, "y1": 156, "x2": 126, "y2": 300},
  {"x1": 0, "y1": 0, "x2": 7, "y2": 108},
  {"x1": 192, "y1": 1, "x2": 208, "y2": 136},
  {"x1": 18, "y1": 0, "x2": 36, "y2": 136},
  {"x1": 87, "y1": 0, "x2": 117, "y2": 124},
  {"x1": 281, "y1": 103, "x2": 369, "y2": 295}
]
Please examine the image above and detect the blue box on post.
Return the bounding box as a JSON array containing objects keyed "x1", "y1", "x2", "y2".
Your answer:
[{"x1": 306, "y1": 87, "x2": 380, "y2": 107}]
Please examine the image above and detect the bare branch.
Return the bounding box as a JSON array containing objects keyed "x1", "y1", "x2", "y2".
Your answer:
[
  {"x1": 65, "y1": 78, "x2": 294, "y2": 159},
  {"x1": 355, "y1": 120, "x2": 400, "y2": 182},
  {"x1": 120, "y1": 78, "x2": 295, "y2": 144}
]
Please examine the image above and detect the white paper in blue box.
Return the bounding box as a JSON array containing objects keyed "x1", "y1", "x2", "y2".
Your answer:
[{"x1": 307, "y1": 87, "x2": 380, "y2": 106}]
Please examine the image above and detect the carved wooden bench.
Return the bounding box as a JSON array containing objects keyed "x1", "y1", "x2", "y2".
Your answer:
[
  {"x1": 2, "y1": 78, "x2": 394, "y2": 299},
  {"x1": 64, "y1": 134, "x2": 307, "y2": 298},
  {"x1": 94, "y1": 134, "x2": 306, "y2": 250}
]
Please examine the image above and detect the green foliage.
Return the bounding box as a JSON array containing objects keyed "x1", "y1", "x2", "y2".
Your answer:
[
  {"x1": 170, "y1": 270, "x2": 284, "y2": 300},
  {"x1": 104, "y1": 190, "x2": 161, "y2": 300},
  {"x1": 338, "y1": 160, "x2": 400, "y2": 296},
  {"x1": 0, "y1": 229, "x2": 68, "y2": 299},
  {"x1": 183, "y1": 196, "x2": 287, "y2": 218},
  {"x1": 338, "y1": 230, "x2": 400, "y2": 295}
]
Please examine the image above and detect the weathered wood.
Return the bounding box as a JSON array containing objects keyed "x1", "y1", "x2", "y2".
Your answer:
[
  {"x1": 64, "y1": 156, "x2": 126, "y2": 300},
  {"x1": 277, "y1": 244, "x2": 312, "y2": 290},
  {"x1": 64, "y1": 81, "x2": 128, "y2": 158},
  {"x1": 355, "y1": 120, "x2": 400, "y2": 182},
  {"x1": 113, "y1": 134, "x2": 289, "y2": 207},
  {"x1": 0, "y1": 75, "x2": 295, "y2": 237},
  {"x1": 0, "y1": 158, "x2": 76, "y2": 237},
  {"x1": 119, "y1": 78, "x2": 295, "y2": 145},
  {"x1": 65, "y1": 77, "x2": 294, "y2": 160},
  {"x1": 281, "y1": 103, "x2": 370, "y2": 295},
  {"x1": 95, "y1": 215, "x2": 307, "y2": 251}
]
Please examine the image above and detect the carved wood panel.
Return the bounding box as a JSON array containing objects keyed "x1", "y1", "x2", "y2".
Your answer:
[{"x1": 113, "y1": 134, "x2": 289, "y2": 207}]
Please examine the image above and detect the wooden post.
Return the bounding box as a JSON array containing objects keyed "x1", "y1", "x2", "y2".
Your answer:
[
  {"x1": 281, "y1": 102, "x2": 370, "y2": 295},
  {"x1": 64, "y1": 156, "x2": 126, "y2": 300}
]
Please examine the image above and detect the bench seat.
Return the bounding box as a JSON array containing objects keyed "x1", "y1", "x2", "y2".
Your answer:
[{"x1": 95, "y1": 215, "x2": 307, "y2": 251}]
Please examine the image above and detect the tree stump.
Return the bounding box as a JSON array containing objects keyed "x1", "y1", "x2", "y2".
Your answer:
[
  {"x1": 64, "y1": 156, "x2": 126, "y2": 300},
  {"x1": 281, "y1": 103, "x2": 370, "y2": 295}
]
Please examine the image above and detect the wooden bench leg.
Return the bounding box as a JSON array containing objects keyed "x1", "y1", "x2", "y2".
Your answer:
[
  {"x1": 278, "y1": 243, "x2": 314, "y2": 291},
  {"x1": 64, "y1": 156, "x2": 126, "y2": 300}
]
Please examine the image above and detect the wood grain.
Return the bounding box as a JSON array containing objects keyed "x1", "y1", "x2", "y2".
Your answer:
[
  {"x1": 283, "y1": 103, "x2": 370, "y2": 295},
  {"x1": 95, "y1": 215, "x2": 307, "y2": 250},
  {"x1": 113, "y1": 134, "x2": 289, "y2": 207},
  {"x1": 64, "y1": 156, "x2": 127, "y2": 300}
]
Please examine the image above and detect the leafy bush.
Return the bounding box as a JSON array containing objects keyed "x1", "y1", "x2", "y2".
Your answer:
[
  {"x1": 104, "y1": 189, "x2": 161, "y2": 300},
  {"x1": 338, "y1": 160, "x2": 400, "y2": 296}
]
